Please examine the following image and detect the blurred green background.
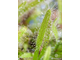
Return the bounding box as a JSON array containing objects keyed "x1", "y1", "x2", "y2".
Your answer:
[{"x1": 18, "y1": 0, "x2": 62, "y2": 60}]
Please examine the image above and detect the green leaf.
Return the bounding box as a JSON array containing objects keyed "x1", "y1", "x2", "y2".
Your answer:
[
  {"x1": 18, "y1": 0, "x2": 44, "y2": 17},
  {"x1": 18, "y1": 1, "x2": 27, "y2": 9},
  {"x1": 20, "y1": 53, "x2": 32, "y2": 58},
  {"x1": 53, "y1": 42, "x2": 62, "y2": 54},
  {"x1": 52, "y1": 18, "x2": 58, "y2": 40},
  {"x1": 38, "y1": 20, "x2": 52, "y2": 60},
  {"x1": 43, "y1": 46, "x2": 51, "y2": 60},
  {"x1": 58, "y1": 0, "x2": 62, "y2": 12},
  {"x1": 58, "y1": 0, "x2": 62, "y2": 24},
  {"x1": 33, "y1": 9, "x2": 51, "y2": 60}
]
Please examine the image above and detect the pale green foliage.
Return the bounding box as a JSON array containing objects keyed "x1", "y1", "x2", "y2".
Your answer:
[
  {"x1": 43, "y1": 46, "x2": 51, "y2": 60},
  {"x1": 38, "y1": 20, "x2": 52, "y2": 60},
  {"x1": 18, "y1": 1, "x2": 27, "y2": 9},
  {"x1": 58, "y1": 0, "x2": 62, "y2": 12},
  {"x1": 20, "y1": 53, "x2": 32, "y2": 58},
  {"x1": 18, "y1": 27, "x2": 27, "y2": 42},
  {"x1": 18, "y1": 0, "x2": 44, "y2": 17},
  {"x1": 52, "y1": 18, "x2": 58, "y2": 40},
  {"x1": 58, "y1": 0, "x2": 62, "y2": 24}
]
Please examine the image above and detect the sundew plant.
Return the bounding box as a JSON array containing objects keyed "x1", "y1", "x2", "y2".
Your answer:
[{"x1": 18, "y1": 0, "x2": 62, "y2": 60}]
